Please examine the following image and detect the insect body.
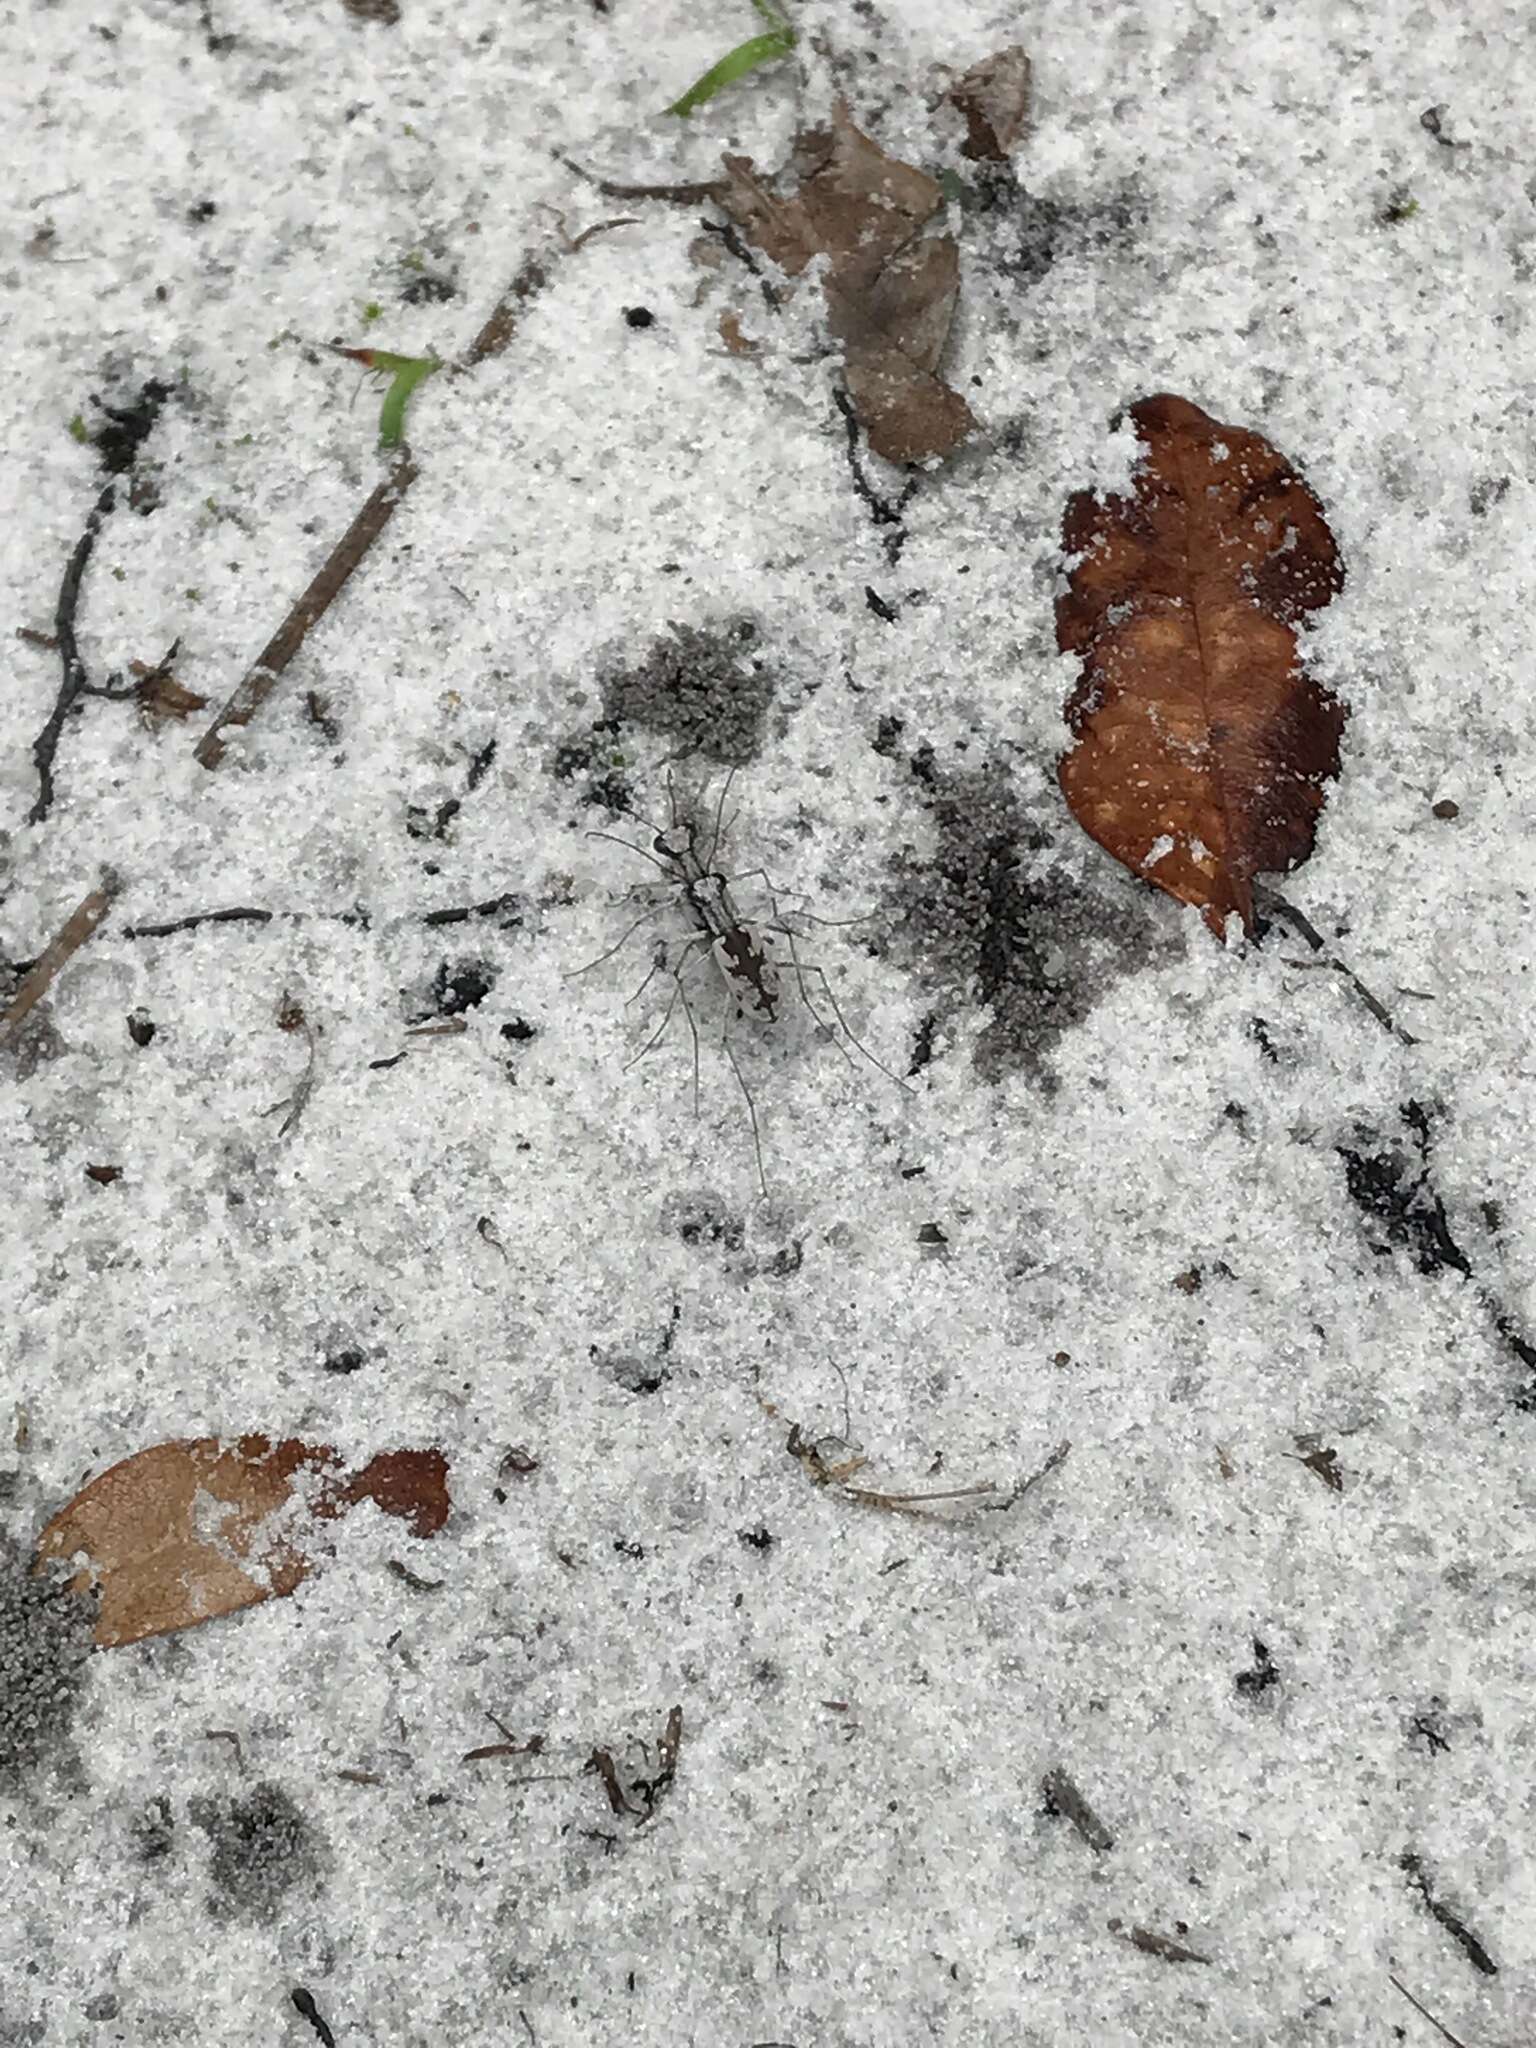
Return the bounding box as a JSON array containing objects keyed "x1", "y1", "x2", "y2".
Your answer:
[
  {"x1": 570, "y1": 773, "x2": 902, "y2": 1195},
  {"x1": 650, "y1": 817, "x2": 779, "y2": 1022}
]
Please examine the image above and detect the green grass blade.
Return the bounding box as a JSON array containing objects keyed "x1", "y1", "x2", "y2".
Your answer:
[{"x1": 665, "y1": 2, "x2": 794, "y2": 118}]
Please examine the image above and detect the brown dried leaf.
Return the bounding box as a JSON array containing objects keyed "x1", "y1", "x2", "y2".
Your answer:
[
  {"x1": 718, "y1": 103, "x2": 975, "y2": 464},
  {"x1": 1056, "y1": 394, "x2": 1345, "y2": 938},
  {"x1": 34, "y1": 1434, "x2": 450, "y2": 1647},
  {"x1": 949, "y1": 45, "x2": 1033, "y2": 161},
  {"x1": 129, "y1": 642, "x2": 207, "y2": 727}
]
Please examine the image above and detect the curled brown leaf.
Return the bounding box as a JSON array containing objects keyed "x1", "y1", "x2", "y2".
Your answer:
[
  {"x1": 34, "y1": 1434, "x2": 450, "y2": 1647},
  {"x1": 718, "y1": 103, "x2": 974, "y2": 464},
  {"x1": 1056, "y1": 393, "x2": 1345, "y2": 938}
]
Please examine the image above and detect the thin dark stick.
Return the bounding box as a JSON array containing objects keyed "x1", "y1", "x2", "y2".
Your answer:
[
  {"x1": 421, "y1": 891, "x2": 521, "y2": 928},
  {"x1": 1041, "y1": 1767, "x2": 1114, "y2": 1851},
  {"x1": 459, "y1": 251, "x2": 553, "y2": 370},
  {"x1": 194, "y1": 453, "x2": 418, "y2": 768},
  {"x1": 554, "y1": 153, "x2": 725, "y2": 205},
  {"x1": 831, "y1": 387, "x2": 917, "y2": 562},
  {"x1": 1388, "y1": 1975, "x2": 1473, "y2": 2048},
  {"x1": 124, "y1": 906, "x2": 275, "y2": 939},
  {"x1": 29, "y1": 481, "x2": 116, "y2": 823},
  {"x1": 1255, "y1": 885, "x2": 1418, "y2": 1046},
  {"x1": 0, "y1": 881, "x2": 117, "y2": 1051},
  {"x1": 1400, "y1": 1851, "x2": 1498, "y2": 1976}
]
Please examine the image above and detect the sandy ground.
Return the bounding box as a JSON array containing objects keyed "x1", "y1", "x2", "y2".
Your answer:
[{"x1": 3, "y1": 1, "x2": 1536, "y2": 2043}]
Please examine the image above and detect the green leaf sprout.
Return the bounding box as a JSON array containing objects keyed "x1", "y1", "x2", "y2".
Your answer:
[{"x1": 665, "y1": 0, "x2": 795, "y2": 119}]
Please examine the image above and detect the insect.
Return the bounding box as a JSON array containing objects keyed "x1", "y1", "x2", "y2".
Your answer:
[{"x1": 568, "y1": 772, "x2": 902, "y2": 1194}]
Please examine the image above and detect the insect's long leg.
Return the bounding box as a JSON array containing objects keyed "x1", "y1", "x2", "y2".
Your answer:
[
  {"x1": 565, "y1": 898, "x2": 667, "y2": 981},
  {"x1": 585, "y1": 827, "x2": 675, "y2": 879},
  {"x1": 677, "y1": 960, "x2": 704, "y2": 1119},
  {"x1": 623, "y1": 944, "x2": 670, "y2": 1013},
  {"x1": 723, "y1": 865, "x2": 873, "y2": 929},
  {"x1": 718, "y1": 1012, "x2": 769, "y2": 1198},
  {"x1": 624, "y1": 972, "x2": 683, "y2": 1071},
  {"x1": 627, "y1": 931, "x2": 709, "y2": 1013},
  {"x1": 778, "y1": 931, "x2": 912, "y2": 1092}
]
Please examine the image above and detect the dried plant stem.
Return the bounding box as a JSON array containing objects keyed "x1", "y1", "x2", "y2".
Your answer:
[
  {"x1": 195, "y1": 234, "x2": 585, "y2": 769},
  {"x1": 554, "y1": 153, "x2": 725, "y2": 205},
  {"x1": 1388, "y1": 1976, "x2": 1473, "y2": 2048},
  {"x1": 193, "y1": 453, "x2": 417, "y2": 768},
  {"x1": 1255, "y1": 885, "x2": 1418, "y2": 1046},
  {"x1": 29, "y1": 481, "x2": 117, "y2": 823},
  {"x1": 0, "y1": 880, "x2": 117, "y2": 1050},
  {"x1": 458, "y1": 250, "x2": 555, "y2": 369}
]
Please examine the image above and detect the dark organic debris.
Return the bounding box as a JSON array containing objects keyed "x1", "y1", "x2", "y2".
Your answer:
[
  {"x1": 1288, "y1": 1443, "x2": 1343, "y2": 1494},
  {"x1": 0, "y1": 1539, "x2": 97, "y2": 1791},
  {"x1": 717, "y1": 103, "x2": 975, "y2": 464},
  {"x1": 291, "y1": 1988, "x2": 338, "y2": 2048},
  {"x1": 1338, "y1": 1101, "x2": 1469, "y2": 1278},
  {"x1": 596, "y1": 617, "x2": 773, "y2": 764},
  {"x1": 1041, "y1": 1767, "x2": 1114, "y2": 1852},
  {"x1": 1120, "y1": 1922, "x2": 1211, "y2": 1965},
  {"x1": 1400, "y1": 1851, "x2": 1498, "y2": 1976},
  {"x1": 585, "y1": 1704, "x2": 684, "y2": 1824},
  {"x1": 1234, "y1": 1638, "x2": 1279, "y2": 1699},
  {"x1": 432, "y1": 960, "x2": 496, "y2": 1016},
  {"x1": 189, "y1": 1781, "x2": 323, "y2": 1923},
  {"x1": 949, "y1": 45, "x2": 1033, "y2": 162},
  {"x1": 29, "y1": 481, "x2": 119, "y2": 824},
  {"x1": 886, "y1": 761, "x2": 1161, "y2": 1084}
]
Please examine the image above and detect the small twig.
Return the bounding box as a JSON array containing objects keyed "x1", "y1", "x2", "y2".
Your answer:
[
  {"x1": 554, "y1": 152, "x2": 726, "y2": 205},
  {"x1": 831, "y1": 387, "x2": 917, "y2": 564},
  {"x1": 1400, "y1": 1851, "x2": 1499, "y2": 1976},
  {"x1": 586, "y1": 1746, "x2": 640, "y2": 1817},
  {"x1": 1255, "y1": 885, "x2": 1419, "y2": 1046},
  {"x1": 1389, "y1": 1974, "x2": 1474, "y2": 2048},
  {"x1": 386, "y1": 1557, "x2": 444, "y2": 1592},
  {"x1": 0, "y1": 880, "x2": 117, "y2": 1051},
  {"x1": 979, "y1": 1438, "x2": 1072, "y2": 1512},
  {"x1": 124, "y1": 906, "x2": 275, "y2": 939},
  {"x1": 459, "y1": 250, "x2": 554, "y2": 370},
  {"x1": 194, "y1": 452, "x2": 417, "y2": 768},
  {"x1": 1041, "y1": 1766, "x2": 1114, "y2": 1852},
  {"x1": 1123, "y1": 1923, "x2": 1211, "y2": 1965},
  {"x1": 422, "y1": 890, "x2": 521, "y2": 927},
  {"x1": 29, "y1": 480, "x2": 116, "y2": 823},
  {"x1": 265, "y1": 999, "x2": 319, "y2": 1139},
  {"x1": 566, "y1": 215, "x2": 641, "y2": 253}
]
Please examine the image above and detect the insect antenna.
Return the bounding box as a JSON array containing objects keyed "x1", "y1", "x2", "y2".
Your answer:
[
  {"x1": 774, "y1": 921, "x2": 912, "y2": 1092},
  {"x1": 584, "y1": 826, "x2": 674, "y2": 879},
  {"x1": 701, "y1": 766, "x2": 739, "y2": 873},
  {"x1": 565, "y1": 899, "x2": 668, "y2": 981}
]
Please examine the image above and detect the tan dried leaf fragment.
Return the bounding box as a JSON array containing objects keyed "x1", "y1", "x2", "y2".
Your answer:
[
  {"x1": 718, "y1": 103, "x2": 975, "y2": 464},
  {"x1": 1056, "y1": 393, "x2": 1346, "y2": 938},
  {"x1": 35, "y1": 1434, "x2": 449, "y2": 1647}
]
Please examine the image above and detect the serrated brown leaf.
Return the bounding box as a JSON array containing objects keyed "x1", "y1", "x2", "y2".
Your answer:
[
  {"x1": 949, "y1": 45, "x2": 1033, "y2": 161},
  {"x1": 34, "y1": 1434, "x2": 450, "y2": 1647},
  {"x1": 1056, "y1": 394, "x2": 1345, "y2": 938},
  {"x1": 718, "y1": 103, "x2": 975, "y2": 464}
]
